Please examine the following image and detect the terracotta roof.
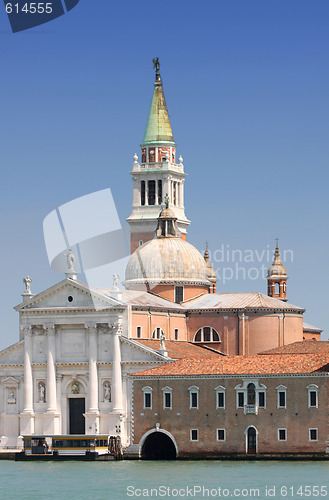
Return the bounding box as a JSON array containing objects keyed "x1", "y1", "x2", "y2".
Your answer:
[
  {"x1": 303, "y1": 322, "x2": 323, "y2": 333},
  {"x1": 183, "y1": 292, "x2": 304, "y2": 311},
  {"x1": 260, "y1": 340, "x2": 329, "y2": 355},
  {"x1": 134, "y1": 340, "x2": 224, "y2": 359},
  {"x1": 131, "y1": 353, "x2": 329, "y2": 377}
]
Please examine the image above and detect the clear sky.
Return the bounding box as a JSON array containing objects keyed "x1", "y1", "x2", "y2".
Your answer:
[{"x1": 0, "y1": 0, "x2": 328, "y2": 350}]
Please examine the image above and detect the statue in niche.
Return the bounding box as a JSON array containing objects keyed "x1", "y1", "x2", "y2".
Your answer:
[
  {"x1": 8, "y1": 390, "x2": 16, "y2": 404},
  {"x1": 71, "y1": 381, "x2": 80, "y2": 394},
  {"x1": 38, "y1": 383, "x2": 46, "y2": 403},
  {"x1": 103, "y1": 381, "x2": 111, "y2": 402}
]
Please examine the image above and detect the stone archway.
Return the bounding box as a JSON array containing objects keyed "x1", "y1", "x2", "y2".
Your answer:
[{"x1": 141, "y1": 430, "x2": 177, "y2": 460}]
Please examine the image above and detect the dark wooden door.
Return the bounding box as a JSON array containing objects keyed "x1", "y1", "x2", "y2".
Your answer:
[
  {"x1": 69, "y1": 398, "x2": 85, "y2": 434},
  {"x1": 247, "y1": 428, "x2": 257, "y2": 454}
]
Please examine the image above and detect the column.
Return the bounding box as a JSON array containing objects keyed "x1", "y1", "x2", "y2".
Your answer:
[
  {"x1": 223, "y1": 316, "x2": 229, "y2": 355},
  {"x1": 22, "y1": 326, "x2": 33, "y2": 412},
  {"x1": 20, "y1": 325, "x2": 35, "y2": 435},
  {"x1": 112, "y1": 322, "x2": 123, "y2": 412},
  {"x1": 86, "y1": 323, "x2": 98, "y2": 412},
  {"x1": 278, "y1": 315, "x2": 284, "y2": 346},
  {"x1": 180, "y1": 179, "x2": 185, "y2": 208},
  {"x1": 45, "y1": 324, "x2": 57, "y2": 412},
  {"x1": 238, "y1": 312, "x2": 245, "y2": 356}
]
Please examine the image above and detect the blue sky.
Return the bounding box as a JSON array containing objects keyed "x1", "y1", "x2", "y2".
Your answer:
[{"x1": 0, "y1": 0, "x2": 328, "y2": 349}]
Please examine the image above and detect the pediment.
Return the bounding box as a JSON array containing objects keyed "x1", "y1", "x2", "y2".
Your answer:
[
  {"x1": 1, "y1": 376, "x2": 20, "y2": 384},
  {"x1": 0, "y1": 341, "x2": 24, "y2": 365},
  {"x1": 15, "y1": 279, "x2": 125, "y2": 312}
]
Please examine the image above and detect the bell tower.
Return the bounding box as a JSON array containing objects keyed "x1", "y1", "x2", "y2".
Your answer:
[
  {"x1": 267, "y1": 240, "x2": 288, "y2": 301},
  {"x1": 127, "y1": 59, "x2": 190, "y2": 254}
]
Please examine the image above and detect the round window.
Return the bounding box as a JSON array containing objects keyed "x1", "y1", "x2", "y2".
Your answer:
[{"x1": 67, "y1": 296, "x2": 74, "y2": 303}]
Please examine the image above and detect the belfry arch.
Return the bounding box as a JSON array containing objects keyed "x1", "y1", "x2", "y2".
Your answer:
[{"x1": 140, "y1": 429, "x2": 178, "y2": 460}]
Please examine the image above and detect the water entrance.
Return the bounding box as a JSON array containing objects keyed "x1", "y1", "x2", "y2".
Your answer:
[
  {"x1": 247, "y1": 427, "x2": 257, "y2": 454},
  {"x1": 141, "y1": 432, "x2": 176, "y2": 460}
]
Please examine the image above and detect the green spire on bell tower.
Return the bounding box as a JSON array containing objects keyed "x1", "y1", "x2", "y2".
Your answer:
[{"x1": 142, "y1": 58, "x2": 176, "y2": 146}]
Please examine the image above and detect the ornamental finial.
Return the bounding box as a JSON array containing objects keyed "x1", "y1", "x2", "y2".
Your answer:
[{"x1": 153, "y1": 57, "x2": 160, "y2": 81}]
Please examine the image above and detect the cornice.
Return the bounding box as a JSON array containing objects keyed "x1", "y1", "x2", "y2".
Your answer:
[{"x1": 130, "y1": 373, "x2": 329, "y2": 381}]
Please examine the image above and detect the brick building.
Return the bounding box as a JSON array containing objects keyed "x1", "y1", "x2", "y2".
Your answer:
[{"x1": 130, "y1": 341, "x2": 329, "y2": 458}]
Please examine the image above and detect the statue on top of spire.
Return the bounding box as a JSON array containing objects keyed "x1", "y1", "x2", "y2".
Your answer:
[
  {"x1": 153, "y1": 57, "x2": 160, "y2": 80},
  {"x1": 164, "y1": 193, "x2": 170, "y2": 209}
]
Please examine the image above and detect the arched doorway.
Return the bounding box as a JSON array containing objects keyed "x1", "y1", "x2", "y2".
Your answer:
[
  {"x1": 246, "y1": 426, "x2": 257, "y2": 455},
  {"x1": 141, "y1": 431, "x2": 177, "y2": 460}
]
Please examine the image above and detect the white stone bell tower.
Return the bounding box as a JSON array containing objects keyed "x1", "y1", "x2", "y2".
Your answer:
[{"x1": 126, "y1": 59, "x2": 190, "y2": 254}]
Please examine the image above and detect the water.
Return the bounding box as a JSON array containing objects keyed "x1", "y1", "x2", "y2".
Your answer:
[{"x1": 0, "y1": 460, "x2": 328, "y2": 499}]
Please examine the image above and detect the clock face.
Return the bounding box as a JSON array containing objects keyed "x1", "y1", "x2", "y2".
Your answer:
[{"x1": 150, "y1": 150, "x2": 154, "y2": 155}]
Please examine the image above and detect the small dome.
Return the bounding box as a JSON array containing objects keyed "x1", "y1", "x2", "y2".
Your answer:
[
  {"x1": 267, "y1": 241, "x2": 287, "y2": 278},
  {"x1": 124, "y1": 238, "x2": 210, "y2": 287}
]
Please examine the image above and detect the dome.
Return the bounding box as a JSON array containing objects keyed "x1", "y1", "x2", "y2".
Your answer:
[
  {"x1": 124, "y1": 237, "x2": 210, "y2": 287},
  {"x1": 267, "y1": 241, "x2": 287, "y2": 278}
]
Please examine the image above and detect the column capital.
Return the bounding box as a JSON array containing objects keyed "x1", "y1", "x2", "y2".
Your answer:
[
  {"x1": 20, "y1": 325, "x2": 32, "y2": 336},
  {"x1": 43, "y1": 323, "x2": 56, "y2": 334},
  {"x1": 109, "y1": 321, "x2": 123, "y2": 335},
  {"x1": 85, "y1": 323, "x2": 98, "y2": 334}
]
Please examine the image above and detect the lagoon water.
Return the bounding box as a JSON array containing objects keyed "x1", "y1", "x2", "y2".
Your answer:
[{"x1": 1, "y1": 460, "x2": 328, "y2": 500}]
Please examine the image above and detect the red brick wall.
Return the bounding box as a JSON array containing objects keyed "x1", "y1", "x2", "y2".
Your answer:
[{"x1": 132, "y1": 376, "x2": 328, "y2": 457}]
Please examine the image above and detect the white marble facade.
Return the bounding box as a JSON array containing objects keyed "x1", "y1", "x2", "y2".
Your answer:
[{"x1": 0, "y1": 278, "x2": 167, "y2": 449}]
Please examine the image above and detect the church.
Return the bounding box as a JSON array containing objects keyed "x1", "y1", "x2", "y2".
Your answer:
[{"x1": 0, "y1": 60, "x2": 324, "y2": 453}]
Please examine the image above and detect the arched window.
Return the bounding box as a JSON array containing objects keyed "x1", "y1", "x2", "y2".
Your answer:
[
  {"x1": 152, "y1": 327, "x2": 164, "y2": 340},
  {"x1": 247, "y1": 383, "x2": 256, "y2": 405},
  {"x1": 275, "y1": 282, "x2": 280, "y2": 294},
  {"x1": 193, "y1": 327, "x2": 220, "y2": 343}
]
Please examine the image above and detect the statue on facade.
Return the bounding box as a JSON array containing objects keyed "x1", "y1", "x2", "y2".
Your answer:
[
  {"x1": 103, "y1": 381, "x2": 111, "y2": 402},
  {"x1": 38, "y1": 383, "x2": 46, "y2": 403},
  {"x1": 23, "y1": 276, "x2": 32, "y2": 294},
  {"x1": 164, "y1": 193, "x2": 170, "y2": 209},
  {"x1": 64, "y1": 249, "x2": 75, "y2": 272},
  {"x1": 160, "y1": 330, "x2": 166, "y2": 350},
  {"x1": 113, "y1": 273, "x2": 119, "y2": 290}
]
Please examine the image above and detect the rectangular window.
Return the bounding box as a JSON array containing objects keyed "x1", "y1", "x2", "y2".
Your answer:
[
  {"x1": 190, "y1": 392, "x2": 198, "y2": 409},
  {"x1": 164, "y1": 392, "x2": 172, "y2": 409},
  {"x1": 136, "y1": 326, "x2": 141, "y2": 339},
  {"x1": 238, "y1": 392, "x2": 244, "y2": 408},
  {"x1": 144, "y1": 393, "x2": 152, "y2": 409},
  {"x1": 278, "y1": 429, "x2": 287, "y2": 441},
  {"x1": 175, "y1": 286, "x2": 184, "y2": 303},
  {"x1": 309, "y1": 391, "x2": 317, "y2": 408},
  {"x1": 158, "y1": 180, "x2": 162, "y2": 205},
  {"x1": 278, "y1": 391, "x2": 286, "y2": 408},
  {"x1": 190, "y1": 429, "x2": 198, "y2": 441},
  {"x1": 217, "y1": 392, "x2": 225, "y2": 408},
  {"x1": 309, "y1": 429, "x2": 318, "y2": 441},
  {"x1": 258, "y1": 392, "x2": 265, "y2": 408},
  {"x1": 141, "y1": 181, "x2": 145, "y2": 206},
  {"x1": 174, "y1": 328, "x2": 179, "y2": 340},
  {"x1": 217, "y1": 429, "x2": 225, "y2": 441},
  {"x1": 148, "y1": 180, "x2": 156, "y2": 205}
]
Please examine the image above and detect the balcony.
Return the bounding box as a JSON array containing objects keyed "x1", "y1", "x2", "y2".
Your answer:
[{"x1": 244, "y1": 404, "x2": 258, "y2": 415}]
